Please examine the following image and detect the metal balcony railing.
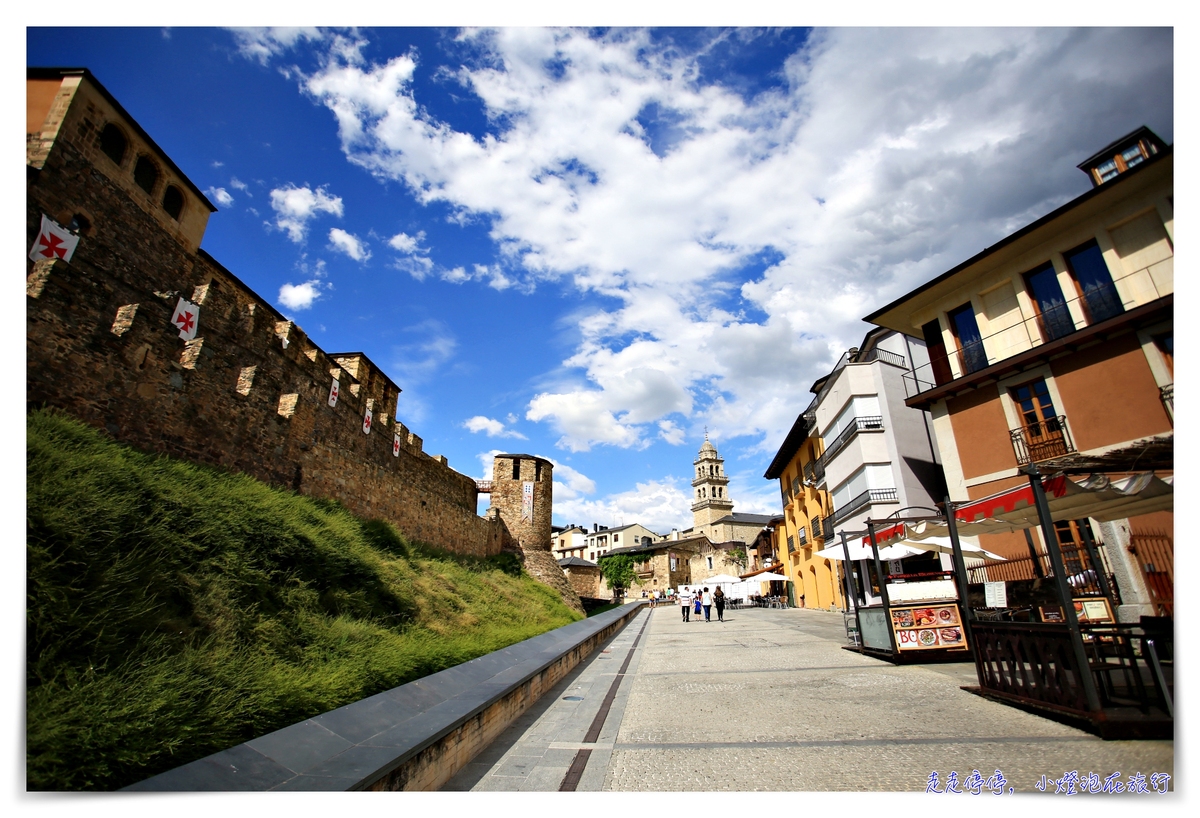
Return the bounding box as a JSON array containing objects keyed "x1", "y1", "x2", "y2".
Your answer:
[
  {"x1": 804, "y1": 457, "x2": 824, "y2": 486},
  {"x1": 831, "y1": 488, "x2": 900, "y2": 526},
  {"x1": 900, "y1": 266, "x2": 1161, "y2": 401},
  {"x1": 815, "y1": 416, "x2": 884, "y2": 472},
  {"x1": 797, "y1": 526, "x2": 808, "y2": 546},
  {"x1": 787, "y1": 535, "x2": 795, "y2": 554},
  {"x1": 1009, "y1": 415, "x2": 1075, "y2": 466},
  {"x1": 818, "y1": 515, "x2": 834, "y2": 541},
  {"x1": 1161, "y1": 383, "x2": 1173, "y2": 423}
]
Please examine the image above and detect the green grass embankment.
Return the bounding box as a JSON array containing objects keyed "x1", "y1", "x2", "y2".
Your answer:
[{"x1": 26, "y1": 408, "x2": 581, "y2": 791}]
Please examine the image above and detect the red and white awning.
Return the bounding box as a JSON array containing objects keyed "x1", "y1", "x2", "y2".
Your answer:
[{"x1": 869, "y1": 472, "x2": 1173, "y2": 547}]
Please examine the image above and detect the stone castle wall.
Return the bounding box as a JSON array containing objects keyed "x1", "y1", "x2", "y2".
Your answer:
[{"x1": 26, "y1": 82, "x2": 504, "y2": 559}]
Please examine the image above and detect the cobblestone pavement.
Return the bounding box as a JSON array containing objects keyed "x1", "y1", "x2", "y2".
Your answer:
[{"x1": 446, "y1": 605, "x2": 1174, "y2": 793}]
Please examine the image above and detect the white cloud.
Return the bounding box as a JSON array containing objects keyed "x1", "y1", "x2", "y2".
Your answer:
[
  {"x1": 328, "y1": 228, "x2": 371, "y2": 261},
  {"x1": 657, "y1": 419, "x2": 685, "y2": 446},
  {"x1": 206, "y1": 186, "x2": 234, "y2": 207},
  {"x1": 268, "y1": 184, "x2": 344, "y2": 242},
  {"x1": 278, "y1": 280, "x2": 327, "y2": 311},
  {"x1": 463, "y1": 415, "x2": 527, "y2": 439},
  {"x1": 388, "y1": 231, "x2": 425, "y2": 252},
  {"x1": 293, "y1": 27, "x2": 1172, "y2": 454},
  {"x1": 554, "y1": 478, "x2": 691, "y2": 535},
  {"x1": 390, "y1": 319, "x2": 457, "y2": 384},
  {"x1": 230, "y1": 177, "x2": 250, "y2": 194},
  {"x1": 228, "y1": 27, "x2": 324, "y2": 65}
]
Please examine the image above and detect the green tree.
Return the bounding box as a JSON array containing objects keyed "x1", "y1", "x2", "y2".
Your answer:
[
  {"x1": 596, "y1": 554, "x2": 637, "y2": 597},
  {"x1": 726, "y1": 547, "x2": 747, "y2": 571}
]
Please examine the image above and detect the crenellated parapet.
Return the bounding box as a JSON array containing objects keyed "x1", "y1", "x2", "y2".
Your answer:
[{"x1": 26, "y1": 67, "x2": 503, "y2": 559}]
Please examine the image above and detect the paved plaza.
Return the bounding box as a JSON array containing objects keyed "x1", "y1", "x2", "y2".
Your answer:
[{"x1": 442, "y1": 604, "x2": 1174, "y2": 793}]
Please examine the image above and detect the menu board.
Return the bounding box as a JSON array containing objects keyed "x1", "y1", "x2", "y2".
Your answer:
[
  {"x1": 1074, "y1": 597, "x2": 1114, "y2": 623},
  {"x1": 890, "y1": 603, "x2": 967, "y2": 651}
]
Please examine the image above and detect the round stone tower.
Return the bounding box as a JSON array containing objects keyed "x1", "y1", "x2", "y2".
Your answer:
[{"x1": 489, "y1": 454, "x2": 583, "y2": 614}]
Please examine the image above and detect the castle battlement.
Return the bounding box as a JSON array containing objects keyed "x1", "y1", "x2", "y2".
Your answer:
[{"x1": 25, "y1": 64, "x2": 582, "y2": 602}]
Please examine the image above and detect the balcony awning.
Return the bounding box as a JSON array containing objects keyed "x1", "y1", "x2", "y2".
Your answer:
[{"x1": 869, "y1": 472, "x2": 1173, "y2": 545}]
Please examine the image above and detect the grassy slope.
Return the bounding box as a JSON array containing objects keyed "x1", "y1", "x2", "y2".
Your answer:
[{"x1": 26, "y1": 409, "x2": 580, "y2": 791}]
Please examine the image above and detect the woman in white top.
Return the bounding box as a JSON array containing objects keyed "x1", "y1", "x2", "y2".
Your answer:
[{"x1": 702, "y1": 587, "x2": 714, "y2": 622}]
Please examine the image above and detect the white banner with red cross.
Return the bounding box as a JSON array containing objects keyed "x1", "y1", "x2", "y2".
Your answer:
[
  {"x1": 170, "y1": 297, "x2": 200, "y2": 341},
  {"x1": 328, "y1": 378, "x2": 340, "y2": 407},
  {"x1": 393, "y1": 433, "x2": 401, "y2": 457},
  {"x1": 29, "y1": 214, "x2": 80, "y2": 263},
  {"x1": 363, "y1": 407, "x2": 373, "y2": 435}
]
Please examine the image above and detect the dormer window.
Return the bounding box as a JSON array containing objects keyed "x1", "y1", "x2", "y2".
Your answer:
[
  {"x1": 1121, "y1": 144, "x2": 1146, "y2": 170},
  {"x1": 1078, "y1": 127, "x2": 1165, "y2": 187},
  {"x1": 1095, "y1": 159, "x2": 1119, "y2": 184}
]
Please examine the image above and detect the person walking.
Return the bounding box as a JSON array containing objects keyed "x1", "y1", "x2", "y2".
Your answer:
[
  {"x1": 679, "y1": 587, "x2": 692, "y2": 622},
  {"x1": 714, "y1": 586, "x2": 726, "y2": 622},
  {"x1": 693, "y1": 590, "x2": 703, "y2": 620},
  {"x1": 702, "y1": 587, "x2": 713, "y2": 622}
]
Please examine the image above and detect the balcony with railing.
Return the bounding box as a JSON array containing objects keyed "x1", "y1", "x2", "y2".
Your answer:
[
  {"x1": 787, "y1": 535, "x2": 795, "y2": 554},
  {"x1": 797, "y1": 526, "x2": 808, "y2": 547},
  {"x1": 900, "y1": 265, "x2": 1171, "y2": 403},
  {"x1": 1009, "y1": 415, "x2": 1075, "y2": 466},
  {"x1": 1161, "y1": 383, "x2": 1173, "y2": 423},
  {"x1": 803, "y1": 456, "x2": 824, "y2": 486},
  {"x1": 831, "y1": 488, "x2": 900, "y2": 526},
  {"x1": 818, "y1": 515, "x2": 834, "y2": 541},
  {"x1": 819, "y1": 415, "x2": 884, "y2": 466}
]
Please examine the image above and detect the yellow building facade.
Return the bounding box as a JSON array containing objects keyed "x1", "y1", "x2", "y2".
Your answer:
[{"x1": 766, "y1": 414, "x2": 844, "y2": 610}]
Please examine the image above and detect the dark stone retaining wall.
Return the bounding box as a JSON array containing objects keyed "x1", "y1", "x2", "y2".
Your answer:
[{"x1": 124, "y1": 602, "x2": 647, "y2": 792}]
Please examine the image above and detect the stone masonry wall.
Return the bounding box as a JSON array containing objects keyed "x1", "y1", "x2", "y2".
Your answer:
[{"x1": 27, "y1": 93, "x2": 505, "y2": 560}]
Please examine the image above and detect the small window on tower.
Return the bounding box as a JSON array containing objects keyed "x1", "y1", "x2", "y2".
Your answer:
[
  {"x1": 511, "y1": 458, "x2": 521, "y2": 479},
  {"x1": 99, "y1": 123, "x2": 127, "y2": 165},
  {"x1": 134, "y1": 156, "x2": 159, "y2": 194},
  {"x1": 162, "y1": 185, "x2": 184, "y2": 220}
]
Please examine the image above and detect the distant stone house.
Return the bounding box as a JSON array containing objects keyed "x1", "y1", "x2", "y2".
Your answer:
[
  {"x1": 557, "y1": 556, "x2": 612, "y2": 600},
  {"x1": 604, "y1": 538, "x2": 699, "y2": 593}
]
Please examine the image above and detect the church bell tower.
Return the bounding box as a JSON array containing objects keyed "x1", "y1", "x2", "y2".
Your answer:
[{"x1": 691, "y1": 434, "x2": 734, "y2": 536}]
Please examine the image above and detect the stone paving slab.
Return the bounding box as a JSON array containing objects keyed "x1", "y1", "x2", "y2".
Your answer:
[{"x1": 447, "y1": 605, "x2": 1173, "y2": 793}]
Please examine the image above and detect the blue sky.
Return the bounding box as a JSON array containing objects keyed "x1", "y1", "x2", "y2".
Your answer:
[{"x1": 25, "y1": 25, "x2": 1174, "y2": 533}]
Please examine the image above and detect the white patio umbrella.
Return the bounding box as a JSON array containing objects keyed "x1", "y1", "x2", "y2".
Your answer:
[
  {"x1": 749, "y1": 572, "x2": 790, "y2": 582},
  {"x1": 697, "y1": 573, "x2": 742, "y2": 586}
]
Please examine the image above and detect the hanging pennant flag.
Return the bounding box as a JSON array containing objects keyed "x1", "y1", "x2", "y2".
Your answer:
[
  {"x1": 170, "y1": 297, "x2": 200, "y2": 341},
  {"x1": 521, "y1": 481, "x2": 534, "y2": 521},
  {"x1": 29, "y1": 214, "x2": 80, "y2": 263},
  {"x1": 328, "y1": 378, "x2": 340, "y2": 407},
  {"x1": 363, "y1": 407, "x2": 373, "y2": 435},
  {"x1": 393, "y1": 433, "x2": 401, "y2": 457}
]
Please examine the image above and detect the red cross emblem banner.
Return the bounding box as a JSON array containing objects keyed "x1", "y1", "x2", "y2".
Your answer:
[
  {"x1": 393, "y1": 433, "x2": 401, "y2": 457},
  {"x1": 170, "y1": 297, "x2": 200, "y2": 341},
  {"x1": 29, "y1": 214, "x2": 80, "y2": 263},
  {"x1": 363, "y1": 407, "x2": 373, "y2": 435},
  {"x1": 521, "y1": 481, "x2": 534, "y2": 521},
  {"x1": 328, "y1": 378, "x2": 340, "y2": 407}
]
